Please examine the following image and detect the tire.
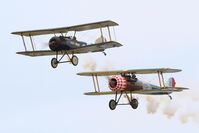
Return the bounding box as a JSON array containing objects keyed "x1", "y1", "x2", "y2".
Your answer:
[
  {"x1": 109, "y1": 99, "x2": 117, "y2": 110},
  {"x1": 71, "y1": 55, "x2": 78, "y2": 66},
  {"x1": 51, "y1": 58, "x2": 58, "y2": 68},
  {"x1": 130, "y1": 99, "x2": 138, "y2": 109}
]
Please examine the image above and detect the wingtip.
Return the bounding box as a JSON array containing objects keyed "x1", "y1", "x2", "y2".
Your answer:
[
  {"x1": 164, "y1": 68, "x2": 182, "y2": 73},
  {"x1": 11, "y1": 32, "x2": 17, "y2": 35},
  {"x1": 76, "y1": 72, "x2": 86, "y2": 76}
]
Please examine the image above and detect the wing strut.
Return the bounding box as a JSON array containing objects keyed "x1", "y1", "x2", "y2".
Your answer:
[
  {"x1": 157, "y1": 71, "x2": 166, "y2": 89},
  {"x1": 100, "y1": 28, "x2": 105, "y2": 43},
  {"x1": 157, "y1": 71, "x2": 162, "y2": 88},
  {"x1": 157, "y1": 71, "x2": 172, "y2": 99},
  {"x1": 160, "y1": 72, "x2": 165, "y2": 88},
  {"x1": 29, "y1": 35, "x2": 35, "y2": 51},
  {"x1": 21, "y1": 34, "x2": 27, "y2": 51},
  {"x1": 95, "y1": 75, "x2": 100, "y2": 92},
  {"x1": 91, "y1": 74, "x2": 101, "y2": 92},
  {"x1": 107, "y1": 26, "x2": 112, "y2": 41}
]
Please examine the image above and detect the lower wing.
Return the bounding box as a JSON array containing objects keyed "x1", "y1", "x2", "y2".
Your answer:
[
  {"x1": 16, "y1": 41, "x2": 122, "y2": 57},
  {"x1": 84, "y1": 87, "x2": 189, "y2": 96}
]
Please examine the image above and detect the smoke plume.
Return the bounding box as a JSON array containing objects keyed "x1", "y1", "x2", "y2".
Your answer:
[
  {"x1": 145, "y1": 90, "x2": 199, "y2": 125},
  {"x1": 146, "y1": 96, "x2": 160, "y2": 114},
  {"x1": 99, "y1": 60, "x2": 114, "y2": 71},
  {"x1": 179, "y1": 112, "x2": 199, "y2": 124},
  {"x1": 83, "y1": 57, "x2": 114, "y2": 72},
  {"x1": 83, "y1": 57, "x2": 97, "y2": 71},
  {"x1": 162, "y1": 102, "x2": 178, "y2": 119}
]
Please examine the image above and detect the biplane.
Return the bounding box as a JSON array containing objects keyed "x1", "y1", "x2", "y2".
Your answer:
[
  {"x1": 77, "y1": 68, "x2": 188, "y2": 110},
  {"x1": 11, "y1": 20, "x2": 122, "y2": 68}
]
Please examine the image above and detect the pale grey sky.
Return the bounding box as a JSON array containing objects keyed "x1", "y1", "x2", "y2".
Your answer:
[{"x1": 1, "y1": 0, "x2": 199, "y2": 132}]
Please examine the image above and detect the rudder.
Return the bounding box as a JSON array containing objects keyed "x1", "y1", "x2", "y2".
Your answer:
[{"x1": 167, "y1": 77, "x2": 176, "y2": 88}]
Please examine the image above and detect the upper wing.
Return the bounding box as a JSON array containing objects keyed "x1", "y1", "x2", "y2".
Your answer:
[
  {"x1": 77, "y1": 68, "x2": 182, "y2": 76},
  {"x1": 11, "y1": 20, "x2": 118, "y2": 36},
  {"x1": 17, "y1": 41, "x2": 122, "y2": 56},
  {"x1": 84, "y1": 87, "x2": 189, "y2": 96}
]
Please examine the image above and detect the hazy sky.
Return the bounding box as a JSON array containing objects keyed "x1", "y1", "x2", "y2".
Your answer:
[{"x1": 1, "y1": 0, "x2": 199, "y2": 133}]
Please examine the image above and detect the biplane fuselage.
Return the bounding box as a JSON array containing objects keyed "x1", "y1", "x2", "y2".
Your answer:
[
  {"x1": 49, "y1": 36, "x2": 87, "y2": 51},
  {"x1": 108, "y1": 75, "x2": 175, "y2": 95}
]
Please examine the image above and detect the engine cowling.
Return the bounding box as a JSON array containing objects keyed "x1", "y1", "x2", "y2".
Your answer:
[
  {"x1": 108, "y1": 76, "x2": 128, "y2": 91},
  {"x1": 49, "y1": 36, "x2": 70, "y2": 51},
  {"x1": 49, "y1": 36, "x2": 62, "y2": 51}
]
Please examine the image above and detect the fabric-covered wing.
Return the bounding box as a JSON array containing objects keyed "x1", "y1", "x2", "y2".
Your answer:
[
  {"x1": 77, "y1": 68, "x2": 182, "y2": 76},
  {"x1": 84, "y1": 87, "x2": 188, "y2": 95},
  {"x1": 17, "y1": 41, "x2": 122, "y2": 57},
  {"x1": 11, "y1": 20, "x2": 118, "y2": 36}
]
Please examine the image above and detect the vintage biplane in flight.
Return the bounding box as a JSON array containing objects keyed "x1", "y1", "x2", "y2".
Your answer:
[
  {"x1": 77, "y1": 68, "x2": 188, "y2": 110},
  {"x1": 11, "y1": 20, "x2": 122, "y2": 68}
]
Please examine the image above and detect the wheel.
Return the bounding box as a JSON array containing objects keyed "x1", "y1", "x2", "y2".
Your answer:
[
  {"x1": 71, "y1": 55, "x2": 78, "y2": 66},
  {"x1": 130, "y1": 99, "x2": 138, "y2": 109},
  {"x1": 109, "y1": 99, "x2": 117, "y2": 110},
  {"x1": 51, "y1": 58, "x2": 58, "y2": 68}
]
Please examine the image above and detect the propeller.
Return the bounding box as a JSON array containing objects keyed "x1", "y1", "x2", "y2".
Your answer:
[
  {"x1": 41, "y1": 42, "x2": 49, "y2": 49},
  {"x1": 109, "y1": 78, "x2": 117, "y2": 88},
  {"x1": 41, "y1": 40, "x2": 56, "y2": 49}
]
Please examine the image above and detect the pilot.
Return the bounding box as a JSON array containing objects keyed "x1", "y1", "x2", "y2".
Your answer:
[{"x1": 59, "y1": 36, "x2": 65, "y2": 40}]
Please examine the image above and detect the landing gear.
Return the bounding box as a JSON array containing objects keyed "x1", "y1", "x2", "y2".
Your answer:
[
  {"x1": 50, "y1": 51, "x2": 79, "y2": 68},
  {"x1": 51, "y1": 58, "x2": 58, "y2": 68},
  {"x1": 130, "y1": 99, "x2": 138, "y2": 109},
  {"x1": 108, "y1": 91, "x2": 139, "y2": 110},
  {"x1": 109, "y1": 99, "x2": 117, "y2": 110},
  {"x1": 71, "y1": 55, "x2": 78, "y2": 66}
]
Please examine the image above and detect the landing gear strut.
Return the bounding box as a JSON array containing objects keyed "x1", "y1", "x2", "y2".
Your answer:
[
  {"x1": 51, "y1": 51, "x2": 79, "y2": 68},
  {"x1": 108, "y1": 91, "x2": 139, "y2": 110}
]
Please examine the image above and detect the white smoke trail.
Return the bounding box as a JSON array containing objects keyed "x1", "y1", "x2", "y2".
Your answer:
[
  {"x1": 83, "y1": 57, "x2": 114, "y2": 72},
  {"x1": 145, "y1": 89, "x2": 199, "y2": 125},
  {"x1": 99, "y1": 60, "x2": 114, "y2": 80},
  {"x1": 145, "y1": 96, "x2": 160, "y2": 114},
  {"x1": 83, "y1": 56, "x2": 97, "y2": 71},
  {"x1": 99, "y1": 60, "x2": 114, "y2": 71},
  {"x1": 162, "y1": 101, "x2": 179, "y2": 119},
  {"x1": 179, "y1": 110, "x2": 199, "y2": 124}
]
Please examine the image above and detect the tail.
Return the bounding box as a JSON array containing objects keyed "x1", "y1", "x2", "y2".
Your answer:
[{"x1": 167, "y1": 77, "x2": 176, "y2": 88}]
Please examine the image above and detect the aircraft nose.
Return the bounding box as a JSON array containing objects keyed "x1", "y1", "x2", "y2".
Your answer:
[
  {"x1": 49, "y1": 40, "x2": 56, "y2": 45},
  {"x1": 109, "y1": 78, "x2": 117, "y2": 88},
  {"x1": 108, "y1": 76, "x2": 128, "y2": 91},
  {"x1": 49, "y1": 37, "x2": 60, "y2": 51},
  {"x1": 49, "y1": 40, "x2": 57, "y2": 51}
]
